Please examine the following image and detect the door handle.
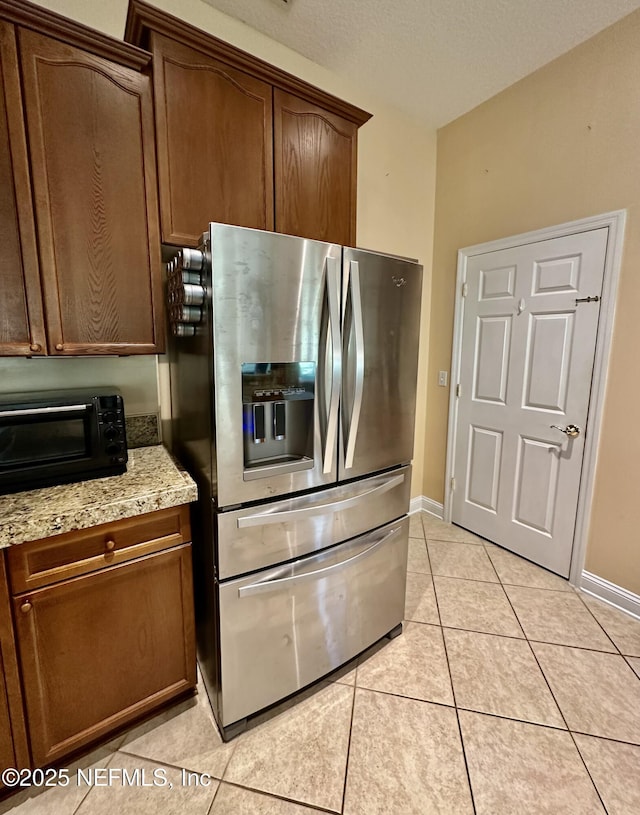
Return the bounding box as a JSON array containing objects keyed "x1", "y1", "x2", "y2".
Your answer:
[
  {"x1": 323, "y1": 256, "x2": 342, "y2": 475},
  {"x1": 0, "y1": 404, "x2": 90, "y2": 418},
  {"x1": 550, "y1": 424, "x2": 581, "y2": 438},
  {"x1": 343, "y1": 260, "x2": 365, "y2": 470}
]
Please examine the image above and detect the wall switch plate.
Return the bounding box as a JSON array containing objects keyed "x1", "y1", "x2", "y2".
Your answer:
[{"x1": 438, "y1": 370, "x2": 448, "y2": 387}]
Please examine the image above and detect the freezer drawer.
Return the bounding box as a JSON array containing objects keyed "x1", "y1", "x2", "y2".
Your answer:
[
  {"x1": 217, "y1": 465, "x2": 411, "y2": 579},
  {"x1": 217, "y1": 517, "x2": 408, "y2": 727}
]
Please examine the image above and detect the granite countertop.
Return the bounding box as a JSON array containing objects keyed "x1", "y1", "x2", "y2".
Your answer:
[{"x1": 0, "y1": 446, "x2": 198, "y2": 549}]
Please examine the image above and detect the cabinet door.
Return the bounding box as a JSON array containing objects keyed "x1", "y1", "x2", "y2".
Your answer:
[
  {"x1": 0, "y1": 22, "x2": 46, "y2": 356},
  {"x1": 274, "y1": 89, "x2": 358, "y2": 246},
  {"x1": 14, "y1": 545, "x2": 196, "y2": 767},
  {"x1": 0, "y1": 671, "x2": 14, "y2": 780},
  {"x1": 18, "y1": 29, "x2": 164, "y2": 355},
  {"x1": 151, "y1": 33, "x2": 274, "y2": 247},
  {"x1": 0, "y1": 556, "x2": 29, "y2": 778}
]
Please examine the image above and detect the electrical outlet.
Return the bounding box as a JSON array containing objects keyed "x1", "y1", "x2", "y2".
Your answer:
[{"x1": 438, "y1": 371, "x2": 448, "y2": 387}]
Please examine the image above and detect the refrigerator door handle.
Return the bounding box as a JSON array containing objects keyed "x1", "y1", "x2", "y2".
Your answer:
[
  {"x1": 344, "y1": 260, "x2": 365, "y2": 470},
  {"x1": 237, "y1": 525, "x2": 402, "y2": 598},
  {"x1": 237, "y1": 471, "x2": 406, "y2": 528},
  {"x1": 323, "y1": 255, "x2": 342, "y2": 474}
]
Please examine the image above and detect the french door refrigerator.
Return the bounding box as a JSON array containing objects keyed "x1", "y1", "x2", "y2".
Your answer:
[{"x1": 167, "y1": 223, "x2": 422, "y2": 739}]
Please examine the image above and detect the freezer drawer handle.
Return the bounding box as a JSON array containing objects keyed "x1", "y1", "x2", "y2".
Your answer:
[
  {"x1": 236, "y1": 472, "x2": 405, "y2": 528},
  {"x1": 237, "y1": 526, "x2": 401, "y2": 598}
]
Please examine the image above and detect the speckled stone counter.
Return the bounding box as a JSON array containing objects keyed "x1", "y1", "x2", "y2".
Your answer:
[{"x1": 0, "y1": 446, "x2": 197, "y2": 549}]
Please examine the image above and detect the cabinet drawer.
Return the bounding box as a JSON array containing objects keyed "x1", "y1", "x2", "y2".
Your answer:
[{"x1": 7, "y1": 505, "x2": 191, "y2": 593}]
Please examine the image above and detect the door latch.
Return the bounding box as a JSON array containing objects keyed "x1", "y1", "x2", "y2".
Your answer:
[{"x1": 575, "y1": 296, "x2": 600, "y2": 306}]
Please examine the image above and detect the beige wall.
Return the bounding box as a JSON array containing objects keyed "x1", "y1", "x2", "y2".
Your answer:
[
  {"x1": 426, "y1": 9, "x2": 640, "y2": 593},
  {"x1": 18, "y1": 0, "x2": 436, "y2": 496}
]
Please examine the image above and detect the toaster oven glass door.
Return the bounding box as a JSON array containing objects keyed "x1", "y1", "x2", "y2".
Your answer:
[{"x1": 0, "y1": 405, "x2": 92, "y2": 470}]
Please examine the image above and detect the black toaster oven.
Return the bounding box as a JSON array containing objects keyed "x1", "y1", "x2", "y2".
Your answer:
[{"x1": 0, "y1": 388, "x2": 127, "y2": 495}]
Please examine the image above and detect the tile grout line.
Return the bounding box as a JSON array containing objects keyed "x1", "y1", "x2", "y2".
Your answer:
[
  {"x1": 624, "y1": 655, "x2": 640, "y2": 681},
  {"x1": 430, "y1": 568, "x2": 478, "y2": 815},
  {"x1": 338, "y1": 678, "x2": 358, "y2": 815},
  {"x1": 574, "y1": 591, "x2": 626, "y2": 656},
  {"x1": 205, "y1": 774, "x2": 223, "y2": 814},
  {"x1": 71, "y1": 747, "x2": 117, "y2": 815},
  {"x1": 211, "y1": 779, "x2": 341, "y2": 815}
]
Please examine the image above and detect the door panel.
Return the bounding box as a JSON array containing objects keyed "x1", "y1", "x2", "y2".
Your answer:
[
  {"x1": 523, "y1": 313, "x2": 574, "y2": 411},
  {"x1": 19, "y1": 29, "x2": 163, "y2": 354},
  {"x1": 513, "y1": 436, "x2": 561, "y2": 535},
  {"x1": 274, "y1": 89, "x2": 357, "y2": 246},
  {"x1": 218, "y1": 517, "x2": 408, "y2": 726},
  {"x1": 339, "y1": 248, "x2": 423, "y2": 480},
  {"x1": 217, "y1": 465, "x2": 411, "y2": 578},
  {"x1": 479, "y1": 265, "x2": 516, "y2": 299},
  {"x1": 209, "y1": 224, "x2": 341, "y2": 507},
  {"x1": 466, "y1": 426, "x2": 502, "y2": 513},
  {"x1": 452, "y1": 228, "x2": 608, "y2": 576},
  {"x1": 474, "y1": 316, "x2": 511, "y2": 403},
  {"x1": 0, "y1": 21, "x2": 46, "y2": 356},
  {"x1": 14, "y1": 546, "x2": 195, "y2": 766},
  {"x1": 151, "y1": 33, "x2": 274, "y2": 246}
]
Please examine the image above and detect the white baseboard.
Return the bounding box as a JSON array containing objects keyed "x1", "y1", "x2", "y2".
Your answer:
[
  {"x1": 581, "y1": 571, "x2": 640, "y2": 621},
  {"x1": 409, "y1": 496, "x2": 444, "y2": 519}
]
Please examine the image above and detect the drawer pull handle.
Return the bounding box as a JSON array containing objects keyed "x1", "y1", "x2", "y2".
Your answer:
[
  {"x1": 105, "y1": 540, "x2": 116, "y2": 552},
  {"x1": 237, "y1": 472, "x2": 405, "y2": 528},
  {"x1": 238, "y1": 525, "x2": 401, "y2": 598},
  {"x1": 20, "y1": 601, "x2": 32, "y2": 614}
]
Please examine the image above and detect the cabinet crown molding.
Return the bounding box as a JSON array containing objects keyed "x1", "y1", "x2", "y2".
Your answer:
[
  {"x1": 0, "y1": 0, "x2": 152, "y2": 70},
  {"x1": 125, "y1": 0, "x2": 372, "y2": 127}
]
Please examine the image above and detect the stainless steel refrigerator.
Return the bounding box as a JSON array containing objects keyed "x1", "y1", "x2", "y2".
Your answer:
[{"x1": 166, "y1": 223, "x2": 422, "y2": 739}]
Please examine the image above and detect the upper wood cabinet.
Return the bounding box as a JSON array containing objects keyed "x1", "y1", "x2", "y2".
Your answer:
[
  {"x1": 0, "y1": 20, "x2": 46, "y2": 356},
  {"x1": 151, "y1": 32, "x2": 273, "y2": 246},
  {"x1": 274, "y1": 90, "x2": 357, "y2": 247},
  {"x1": 0, "y1": 0, "x2": 165, "y2": 356},
  {"x1": 125, "y1": 0, "x2": 371, "y2": 248}
]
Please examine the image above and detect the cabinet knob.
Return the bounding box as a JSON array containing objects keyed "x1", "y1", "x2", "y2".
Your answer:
[
  {"x1": 55, "y1": 343, "x2": 64, "y2": 351},
  {"x1": 105, "y1": 539, "x2": 116, "y2": 552},
  {"x1": 20, "y1": 601, "x2": 32, "y2": 614},
  {"x1": 29, "y1": 343, "x2": 41, "y2": 352}
]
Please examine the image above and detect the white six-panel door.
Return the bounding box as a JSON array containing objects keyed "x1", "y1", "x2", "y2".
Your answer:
[{"x1": 451, "y1": 228, "x2": 608, "y2": 577}]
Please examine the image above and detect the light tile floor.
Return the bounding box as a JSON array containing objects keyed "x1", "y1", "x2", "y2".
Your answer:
[{"x1": 3, "y1": 511, "x2": 640, "y2": 814}]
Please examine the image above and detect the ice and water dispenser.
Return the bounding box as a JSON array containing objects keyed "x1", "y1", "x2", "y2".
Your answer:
[{"x1": 241, "y1": 362, "x2": 315, "y2": 480}]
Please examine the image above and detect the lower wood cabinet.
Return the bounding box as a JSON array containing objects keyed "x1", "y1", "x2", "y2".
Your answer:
[
  {"x1": 0, "y1": 556, "x2": 29, "y2": 787},
  {"x1": 3, "y1": 505, "x2": 196, "y2": 769}
]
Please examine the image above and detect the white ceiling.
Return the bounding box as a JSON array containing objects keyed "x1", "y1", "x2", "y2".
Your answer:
[{"x1": 200, "y1": 0, "x2": 640, "y2": 127}]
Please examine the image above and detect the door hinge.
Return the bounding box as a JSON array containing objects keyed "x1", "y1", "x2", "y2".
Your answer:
[
  {"x1": 450, "y1": 476, "x2": 456, "y2": 491},
  {"x1": 461, "y1": 282, "x2": 468, "y2": 298},
  {"x1": 456, "y1": 383, "x2": 461, "y2": 398}
]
